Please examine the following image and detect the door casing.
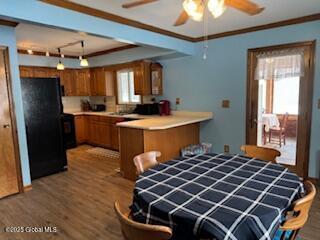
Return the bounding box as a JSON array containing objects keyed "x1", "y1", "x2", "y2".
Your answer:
[
  {"x1": 246, "y1": 41, "x2": 316, "y2": 178},
  {"x1": 0, "y1": 46, "x2": 23, "y2": 197}
]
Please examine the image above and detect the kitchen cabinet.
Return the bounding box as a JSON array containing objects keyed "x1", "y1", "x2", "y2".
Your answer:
[
  {"x1": 98, "y1": 121, "x2": 112, "y2": 148},
  {"x1": 19, "y1": 66, "x2": 34, "y2": 78},
  {"x1": 151, "y1": 63, "x2": 163, "y2": 95},
  {"x1": 60, "y1": 69, "x2": 76, "y2": 96},
  {"x1": 47, "y1": 68, "x2": 60, "y2": 78},
  {"x1": 75, "y1": 69, "x2": 91, "y2": 96},
  {"x1": 76, "y1": 115, "x2": 123, "y2": 150},
  {"x1": 87, "y1": 116, "x2": 112, "y2": 148},
  {"x1": 18, "y1": 59, "x2": 163, "y2": 97},
  {"x1": 111, "y1": 117, "x2": 124, "y2": 150},
  {"x1": 90, "y1": 68, "x2": 115, "y2": 96},
  {"x1": 75, "y1": 115, "x2": 87, "y2": 144},
  {"x1": 33, "y1": 67, "x2": 49, "y2": 78},
  {"x1": 134, "y1": 61, "x2": 151, "y2": 96}
]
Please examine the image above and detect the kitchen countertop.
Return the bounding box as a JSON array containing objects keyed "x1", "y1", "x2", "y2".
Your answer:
[
  {"x1": 64, "y1": 111, "x2": 156, "y2": 119},
  {"x1": 116, "y1": 111, "x2": 212, "y2": 130},
  {"x1": 64, "y1": 110, "x2": 213, "y2": 130}
]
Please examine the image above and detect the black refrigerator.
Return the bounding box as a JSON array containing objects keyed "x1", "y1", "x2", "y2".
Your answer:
[{"x1": 21, "y1": 77, "x2": 67, "y2": 180}]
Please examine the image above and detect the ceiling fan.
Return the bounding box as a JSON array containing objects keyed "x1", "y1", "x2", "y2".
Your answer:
[{"x1": 122, "y1": 0, "x2": 265, "y2": 26}]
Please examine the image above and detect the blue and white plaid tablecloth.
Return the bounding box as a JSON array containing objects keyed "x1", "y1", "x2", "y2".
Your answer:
[{"x1": 131, "y1": 153, "x2": 303, "y2": 240}]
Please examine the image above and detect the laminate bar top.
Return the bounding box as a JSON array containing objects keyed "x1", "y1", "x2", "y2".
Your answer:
[
  {"x1": 64, "y1": 110, "x2": 155, "y2": 119},
  {"x1": 116, "y1": 111, "x2": 213, "y2": 130}
]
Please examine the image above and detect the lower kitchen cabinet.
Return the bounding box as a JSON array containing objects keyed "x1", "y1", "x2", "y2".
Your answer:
[
  {"x1": 98, "y1": 122, "x2": 112, "y2": 148},
  {"x1": 111, "y1": 125, "x2": 119, "y2": 150},
  {"x1": 75, "y1": 115, "x2": 87, "y2": 144},
  {"x1": 75, "y1": 115, "x2": 121, "y2": 150}
]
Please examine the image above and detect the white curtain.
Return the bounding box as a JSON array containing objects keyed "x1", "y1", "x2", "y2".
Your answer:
[{"x1": 255, "y1": 48, "x2": 305, "y2": 80}]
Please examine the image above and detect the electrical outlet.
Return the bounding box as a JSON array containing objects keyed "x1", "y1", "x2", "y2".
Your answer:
[
  {"x1": 224, "y1": 145, "x2": 230, "y2": 153},
  {"x1": 222, "y1": 100, "x2": 230, "y2": 108},
  {"x1": 176, "y1": 98, "x2": 181, "y2": 105}
]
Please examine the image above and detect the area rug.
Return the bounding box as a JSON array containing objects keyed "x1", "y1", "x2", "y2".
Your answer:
[{"x1": 86, "y1": 147, "x2": 120, "y2": 159}]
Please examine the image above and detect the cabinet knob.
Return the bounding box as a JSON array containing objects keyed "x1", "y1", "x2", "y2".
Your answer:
[{"x1": 3, "y1": 124, "x2": 10, "y2": 128}]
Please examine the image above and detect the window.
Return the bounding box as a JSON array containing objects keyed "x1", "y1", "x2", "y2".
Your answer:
[
  {"x1": 273, "y1": 77, "x2": 300, "y2": 114},
  {"x1": 117, "y1": 69, "x2": 141, "y2": 104}
]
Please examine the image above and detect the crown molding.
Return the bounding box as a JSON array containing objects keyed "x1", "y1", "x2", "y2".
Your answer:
[
  {"x1": 40, "y1": 0, "x2": 194, "y2": 42},
  {"x1": 193, "y1": 13, "x2": 320, "y2": 42},
  {"x1": 86, "y1": 45, "x2": 139, "y2": 57},
  {"x1": 17, "y1": 44, "x2": 137, "y2": 59},
  {"x1": 0, "y1": 19, "x2": 19, "y2": 27},
  {"x1": 39, "y1": 1, "x2": 320, "y2": 44}
]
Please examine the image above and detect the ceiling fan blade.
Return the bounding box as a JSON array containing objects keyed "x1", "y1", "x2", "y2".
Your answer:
[
  {"x1": 174, "y1": 10, "x2": 189, "y2": 26},
  {"x1": 122, "y1": 0, "x2": 159, "y2": 9},
  {"x1": 225, "y1": 0, "x2": 264, "y2": 15}
]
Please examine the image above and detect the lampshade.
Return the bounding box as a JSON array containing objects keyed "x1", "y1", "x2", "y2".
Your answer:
[
  {"x1": 80, "y1": 58, "x2": 89, "y2": 67},
  {"x1": 208, "y1": 0, "x2": 226, "y2": 18},
  {"x1": 57, "y1": 60, "x2": 65, "y2": 70},
  {"x1": 183, "y1": 0, "x2": 204, "y2": 22}
]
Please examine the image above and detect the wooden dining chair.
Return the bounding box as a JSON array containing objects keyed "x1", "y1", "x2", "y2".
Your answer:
[
  {"x1": 114, "y1": 201, "x2": 172, "y2": 240},
  {"x1": 269, "y1": 113, "x2": 289, "y2": 147},
  {"x1": 240, "y1": 145, "x2": 281, "y2": 163},
  {"x1": 133, "y1": 151, "x2": 161, "y2": 175},
  {"x1": 276, "y1": 180, "x2": 316, "y2": 240}
]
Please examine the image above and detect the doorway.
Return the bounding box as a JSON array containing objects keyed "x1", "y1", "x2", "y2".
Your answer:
[
  {"x1": 0, "y1": 47, "x2": 23, "y2": 198},
  {"x1": 246, "y1": 41, "x2": 315, "y2": 178}
]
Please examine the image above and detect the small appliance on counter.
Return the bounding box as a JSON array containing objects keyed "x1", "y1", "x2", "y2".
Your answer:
[
  {"x1": 159, "y1": 100, "x2": 171, "y2": 116},
  {"x1": 134, "y1": 103, "x2": 159, "y2": 115},
  {"x1": 81, "y1": 99, "x2": 91, "y2": 111},
  {"x1": 91, "y1": 104, "x2": 106, "y2": 112}
]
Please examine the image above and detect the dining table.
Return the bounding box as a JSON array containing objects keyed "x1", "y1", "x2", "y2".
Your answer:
[
  {"x1": 261, "y1": 113, "x2": 280, "y2": 132},
  {"x1": 131, "y1": 153, "x2": 303, "y2": 240}
]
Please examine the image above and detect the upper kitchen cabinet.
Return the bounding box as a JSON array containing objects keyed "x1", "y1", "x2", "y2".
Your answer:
[
  {"x1": 47, "y1": 68, "x2": 60, "y2": 78},
  {"x1": 60, "y1": 69, "x2": 76, "y2": 96},
  {"x1": 151, "y1": 63, "x2": 163, "y2": 96},
  {"x1": 33, "y1": 67, "x2": 49, "y2": 78},
  {"x1": 90, "y1": 68, "x2": 115, "y2": 96},
  {"x1": 19, "y1": 66, "x2": 34, "y2": 78},
  {"x1": 75, "y1": 69, "x2": 91, "y2": 96},
  {"x1": 134, "y1": 61, "x2": 151, "y2": 96}
]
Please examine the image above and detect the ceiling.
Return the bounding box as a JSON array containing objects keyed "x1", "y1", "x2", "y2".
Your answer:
[
  {"x1": 69, "y1": 0, "x2": 320, "y2": 38},
  {"x1": 16, "y1": 23, "x2": 129, "y2": 56}
]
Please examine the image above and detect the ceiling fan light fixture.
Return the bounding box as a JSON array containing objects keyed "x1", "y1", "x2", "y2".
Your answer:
[
  {"x1": 183, "y1": 0, "x2": 204, "y2": 22},
  {"x1": 208, "y1": 0, "x2": 226, "y2": 18}
]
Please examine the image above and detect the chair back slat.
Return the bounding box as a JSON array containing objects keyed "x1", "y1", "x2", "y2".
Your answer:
[
  {"x1": 240, "y1": 145, "x2": 281, "y2": 163},
  {"x1": 114, "y1": 201, "x2": 172, "y2": 240},
  {"x1": 133, "y1": 151, "x2": 161, "y2": 175},
  {"x1": 281, "y1": 112, "x2": 289, "y2": 129}
]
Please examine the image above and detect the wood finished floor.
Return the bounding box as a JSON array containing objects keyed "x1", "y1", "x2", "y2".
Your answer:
[{"x1": 0, "y1": 145, "x2": 319, "y2": 240}]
